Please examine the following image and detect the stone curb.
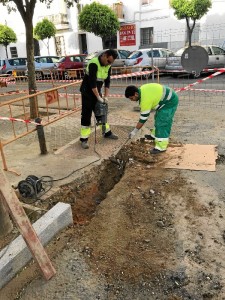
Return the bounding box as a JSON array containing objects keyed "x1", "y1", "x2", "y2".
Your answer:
[{"x1": 0, "y1": 202, "x2": 73, "y2": 289}]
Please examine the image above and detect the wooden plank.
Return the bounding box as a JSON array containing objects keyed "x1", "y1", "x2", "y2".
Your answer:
[{"x1": 0, "y1": 170, "x2": 56, "y2": 280}]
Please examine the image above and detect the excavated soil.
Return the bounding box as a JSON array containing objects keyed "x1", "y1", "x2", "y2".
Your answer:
[{"x1": 1, "y1": 138, "x2": 225, "y2": 300}]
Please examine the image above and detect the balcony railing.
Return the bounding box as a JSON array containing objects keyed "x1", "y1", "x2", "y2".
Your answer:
[
  {"x1": 47, "y1": 13, "x2": 69, "y2": 30},
  {"x1": 112, "y1": 2, "x2": 124, "y2": 20}
]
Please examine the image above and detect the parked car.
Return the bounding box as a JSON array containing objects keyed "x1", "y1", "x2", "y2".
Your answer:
[
  {"x1": 0, "y1": 57, "x2": 27, "y2": 75},
  {"x1": 30, "y1": 55, "x2": 60, "y2": 79},
  {"x1": 55, "y1": 54, "x2": 87, "y2": 79},
  {"x1": 164, "y1": 45, "x2": 225, "y2": 77},
  {"x1": 124, "y1": 48, "x2": 175, "y2": 78},
  {"x1": 83, "y1": 49, "x2": 131, "y2": 69}
]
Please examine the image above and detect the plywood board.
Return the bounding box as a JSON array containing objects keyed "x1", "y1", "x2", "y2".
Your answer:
[{"x1": 161, "y1": 144, "x2": 217, "y2": 171}]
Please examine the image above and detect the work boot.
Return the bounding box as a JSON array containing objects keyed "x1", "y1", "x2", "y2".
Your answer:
[
  {"x1": 104, "y1": 132, "x2": 118, "y2": 140},
  {"x1": 149, "y1": 148, "x2": 166, "y2": 154},
  {"x1": 145, "y1": 134, "x2": 155, "y2": 140},
  {"x1": 81, "y1": 141, "x2": 89, "y2": 149}
]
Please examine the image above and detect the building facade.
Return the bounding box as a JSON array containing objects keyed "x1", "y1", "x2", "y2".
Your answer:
[{"x1": 0, "y1": 0, "x2": 225, "y2": 59}]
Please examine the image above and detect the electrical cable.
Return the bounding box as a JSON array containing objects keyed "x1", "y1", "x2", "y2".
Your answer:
[
  {"x1": 32, "y1": 118, "x2": 102, "y2": 185},
  {"x1": 47, "y1": 132, "x2": 101, "y2": 183},
  {"x1": 2, "y1": 133, "x2": 102, "y2": 260}
]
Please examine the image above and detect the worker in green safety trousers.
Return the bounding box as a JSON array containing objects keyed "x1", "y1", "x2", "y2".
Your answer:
[{"x1": 125, "y1": 83, "x2": 179, "y2": 154}]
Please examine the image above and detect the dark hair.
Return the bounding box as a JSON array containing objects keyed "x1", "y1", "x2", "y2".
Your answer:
[
  {"x1": 104, "y1": 49, "x2": 118, "y2": 59},
  {"x1": 125, "y1": 85, "x2": 138, "y2": 98}
]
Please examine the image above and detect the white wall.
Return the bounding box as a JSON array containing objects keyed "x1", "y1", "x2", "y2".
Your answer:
[{"x1": 0, "y1": 4, "x2": 25, "y2": 58}]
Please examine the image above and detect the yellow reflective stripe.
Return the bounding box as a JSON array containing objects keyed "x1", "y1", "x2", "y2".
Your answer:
[
  {"x1": 80, "y1": 126, "x2": 91, "y2": 138},
  {"x1": 155, "y1": 137, "x2": 169, "y2": 142},
  {"x1": 151, "y1": 128, "x2": 155, "y2": 137},
  {"x1": 100, "y1": 123, "x2": 110, "y2": 133},
  {"x1": 155, "y1": 139, "x2": 168, "y2": 151}
]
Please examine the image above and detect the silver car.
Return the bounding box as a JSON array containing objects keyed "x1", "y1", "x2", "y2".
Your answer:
[
  {"x1": 0, "y1": 57, "x2": 27, "y2": 75},
  {"x1": 26, "y1": 55, "x2": 60, "y2": 79},
  {"x1": 165, "y1": 45, "x2": 225, "y2": 77},
  {"x1": 124, "y1": 48, "x2": 175, "y2": 78},
  {"x1": 83, "y1": 49, "x2": 131, "y2": 69}
]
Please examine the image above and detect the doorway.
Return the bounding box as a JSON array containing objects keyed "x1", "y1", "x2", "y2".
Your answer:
[{"x1": 79, "y1": 34, "x2": 87, "y2": 54}]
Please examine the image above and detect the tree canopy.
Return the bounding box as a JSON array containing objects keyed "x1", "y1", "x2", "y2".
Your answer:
[
  {"x1": 0, "y1": 24, "x2": 17, "y2": 58},
  {"x1": 170, "y1": 0, "x2": 212, "y2": 46},
  {"x1": 0, "y1": 0, "x2": 77, "y2": 118},
  {"x1": 78, "y1": 2, "x2": 120, "y2": 39},
  {"x1": 34, "y1": 18, "x2": 56, "y2": 55}
]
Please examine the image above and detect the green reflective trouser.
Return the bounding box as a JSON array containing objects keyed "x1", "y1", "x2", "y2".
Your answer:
[{"x1": 151, "y1": 87, "x2": 179, "y2": 151}]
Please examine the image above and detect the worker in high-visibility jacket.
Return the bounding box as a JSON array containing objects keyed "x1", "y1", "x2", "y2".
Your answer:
[
  {"x1": 125, "y1": 83, "x2": 179, "y2": 154},
  {"x1": 80, "y1": 49, "x2": 118, "y2": 149}
]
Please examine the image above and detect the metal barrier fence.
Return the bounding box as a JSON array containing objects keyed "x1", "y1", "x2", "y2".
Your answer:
[{"x1": 0, "y1": 81, "x2": 82, "y2": 171}]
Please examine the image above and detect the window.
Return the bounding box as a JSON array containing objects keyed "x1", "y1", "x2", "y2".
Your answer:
[
  {"x1": 10, "y1": 47, "x2": 18, "y2": 58},
  {"x1": 51, "y1": 57, "x2": 59, "y2": 63},
  {"x1": 118, "y1": 50, "x2": 131, "y2": 59},
  {"x1": 128, "y1": 51, "x2": 143, "y2": 59},
  {"x1": 148, "y1": 50, "x2": 160, "y2": 57},
  {"x1": 79, "y1": 56, "x2": 86, "y2": 62},
  {"x1": 161, "y1": 49, "x2": 174, "y2": 57},
  {"x1": 58, "y1": 57, "x2": 66, "y2": 63},
  {"x1": 72, "y1": 56, "x2": 81, "y2": 62},
  {"x1": 206, "y1": 47, "x2": 212, "y2": 55},
  {"x1": 9, "y1": 59, "x2": 19, "y2": 66},
  {"x1": 40, "y1": 57, "x2": 47, "y2": 63},
  {"x1": 140, "y1": 27, "x2": 153, "y2": 46},
  {"x1": 141, "y1": 0, "x2": 153, "y2": 5},
  {"x1": 212, "y1": 46, "x2": 225, "y2": 55}
]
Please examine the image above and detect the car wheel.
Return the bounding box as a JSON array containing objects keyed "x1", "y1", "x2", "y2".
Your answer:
[
  {"x1": 35, "y1": 71, "x2": 43, "y2": 80},
  {"x1": 142, "y1": 67, "x2": 152, "y2": 79},
  {"x1": 192, "y1": 72, "x2": 201, "y2": 79},
  {"x1": 172, "y1": 74, "x2": 178, "y2": 78},
  {"x1": 64, "y1": 71, "x2": 70, "y2": 80}
]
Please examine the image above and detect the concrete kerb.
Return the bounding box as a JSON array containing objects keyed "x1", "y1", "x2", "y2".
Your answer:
[{"x1": 0, "y1": 202, "x2": 73, "y2": 290}]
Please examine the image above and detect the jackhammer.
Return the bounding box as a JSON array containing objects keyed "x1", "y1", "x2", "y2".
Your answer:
[{"x1": 94, "y1": 101, "x2": 108, "y2": 134}]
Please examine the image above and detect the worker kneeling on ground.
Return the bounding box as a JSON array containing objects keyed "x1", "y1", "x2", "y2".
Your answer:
[{"x1": 125, "y1": 83, "x2": 179, "y2": 154}]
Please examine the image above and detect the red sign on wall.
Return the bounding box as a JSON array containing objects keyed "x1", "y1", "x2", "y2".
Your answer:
[{"x1": 119, "y1": 24, "x2": 136, "y2": 46}]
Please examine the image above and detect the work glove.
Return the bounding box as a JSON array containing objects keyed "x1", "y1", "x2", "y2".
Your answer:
[
  {"x1": 97, "y1": 95, "x2": 104, "y2": 103},
  {"x1": 103, "y1": 97, "x2": 109, "y2": 104},
  {"x1": 129, "y1": 128, "x2": 139, "y2": 139}
]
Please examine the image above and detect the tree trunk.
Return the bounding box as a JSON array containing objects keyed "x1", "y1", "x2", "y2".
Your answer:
[
  {"x1": 25, "y1": 18, "x2": 38, "y2": 119},
  {"x1": 47, "y1": 39, "x2": 50, "y2": 55},
  {"x1": 188, "y1": 30, "x2": 192, "y2": 47},
  {"x1": 0, "y1": 192, "x2": 13, "y2": 237},
  {"x1": 5, "y1": 46, "x2": 8, "y2": 58}
]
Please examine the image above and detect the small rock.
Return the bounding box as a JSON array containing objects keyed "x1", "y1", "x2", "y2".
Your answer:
[{"x1": 156, "y1": 221, "x2": 165, "y2": 228}]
